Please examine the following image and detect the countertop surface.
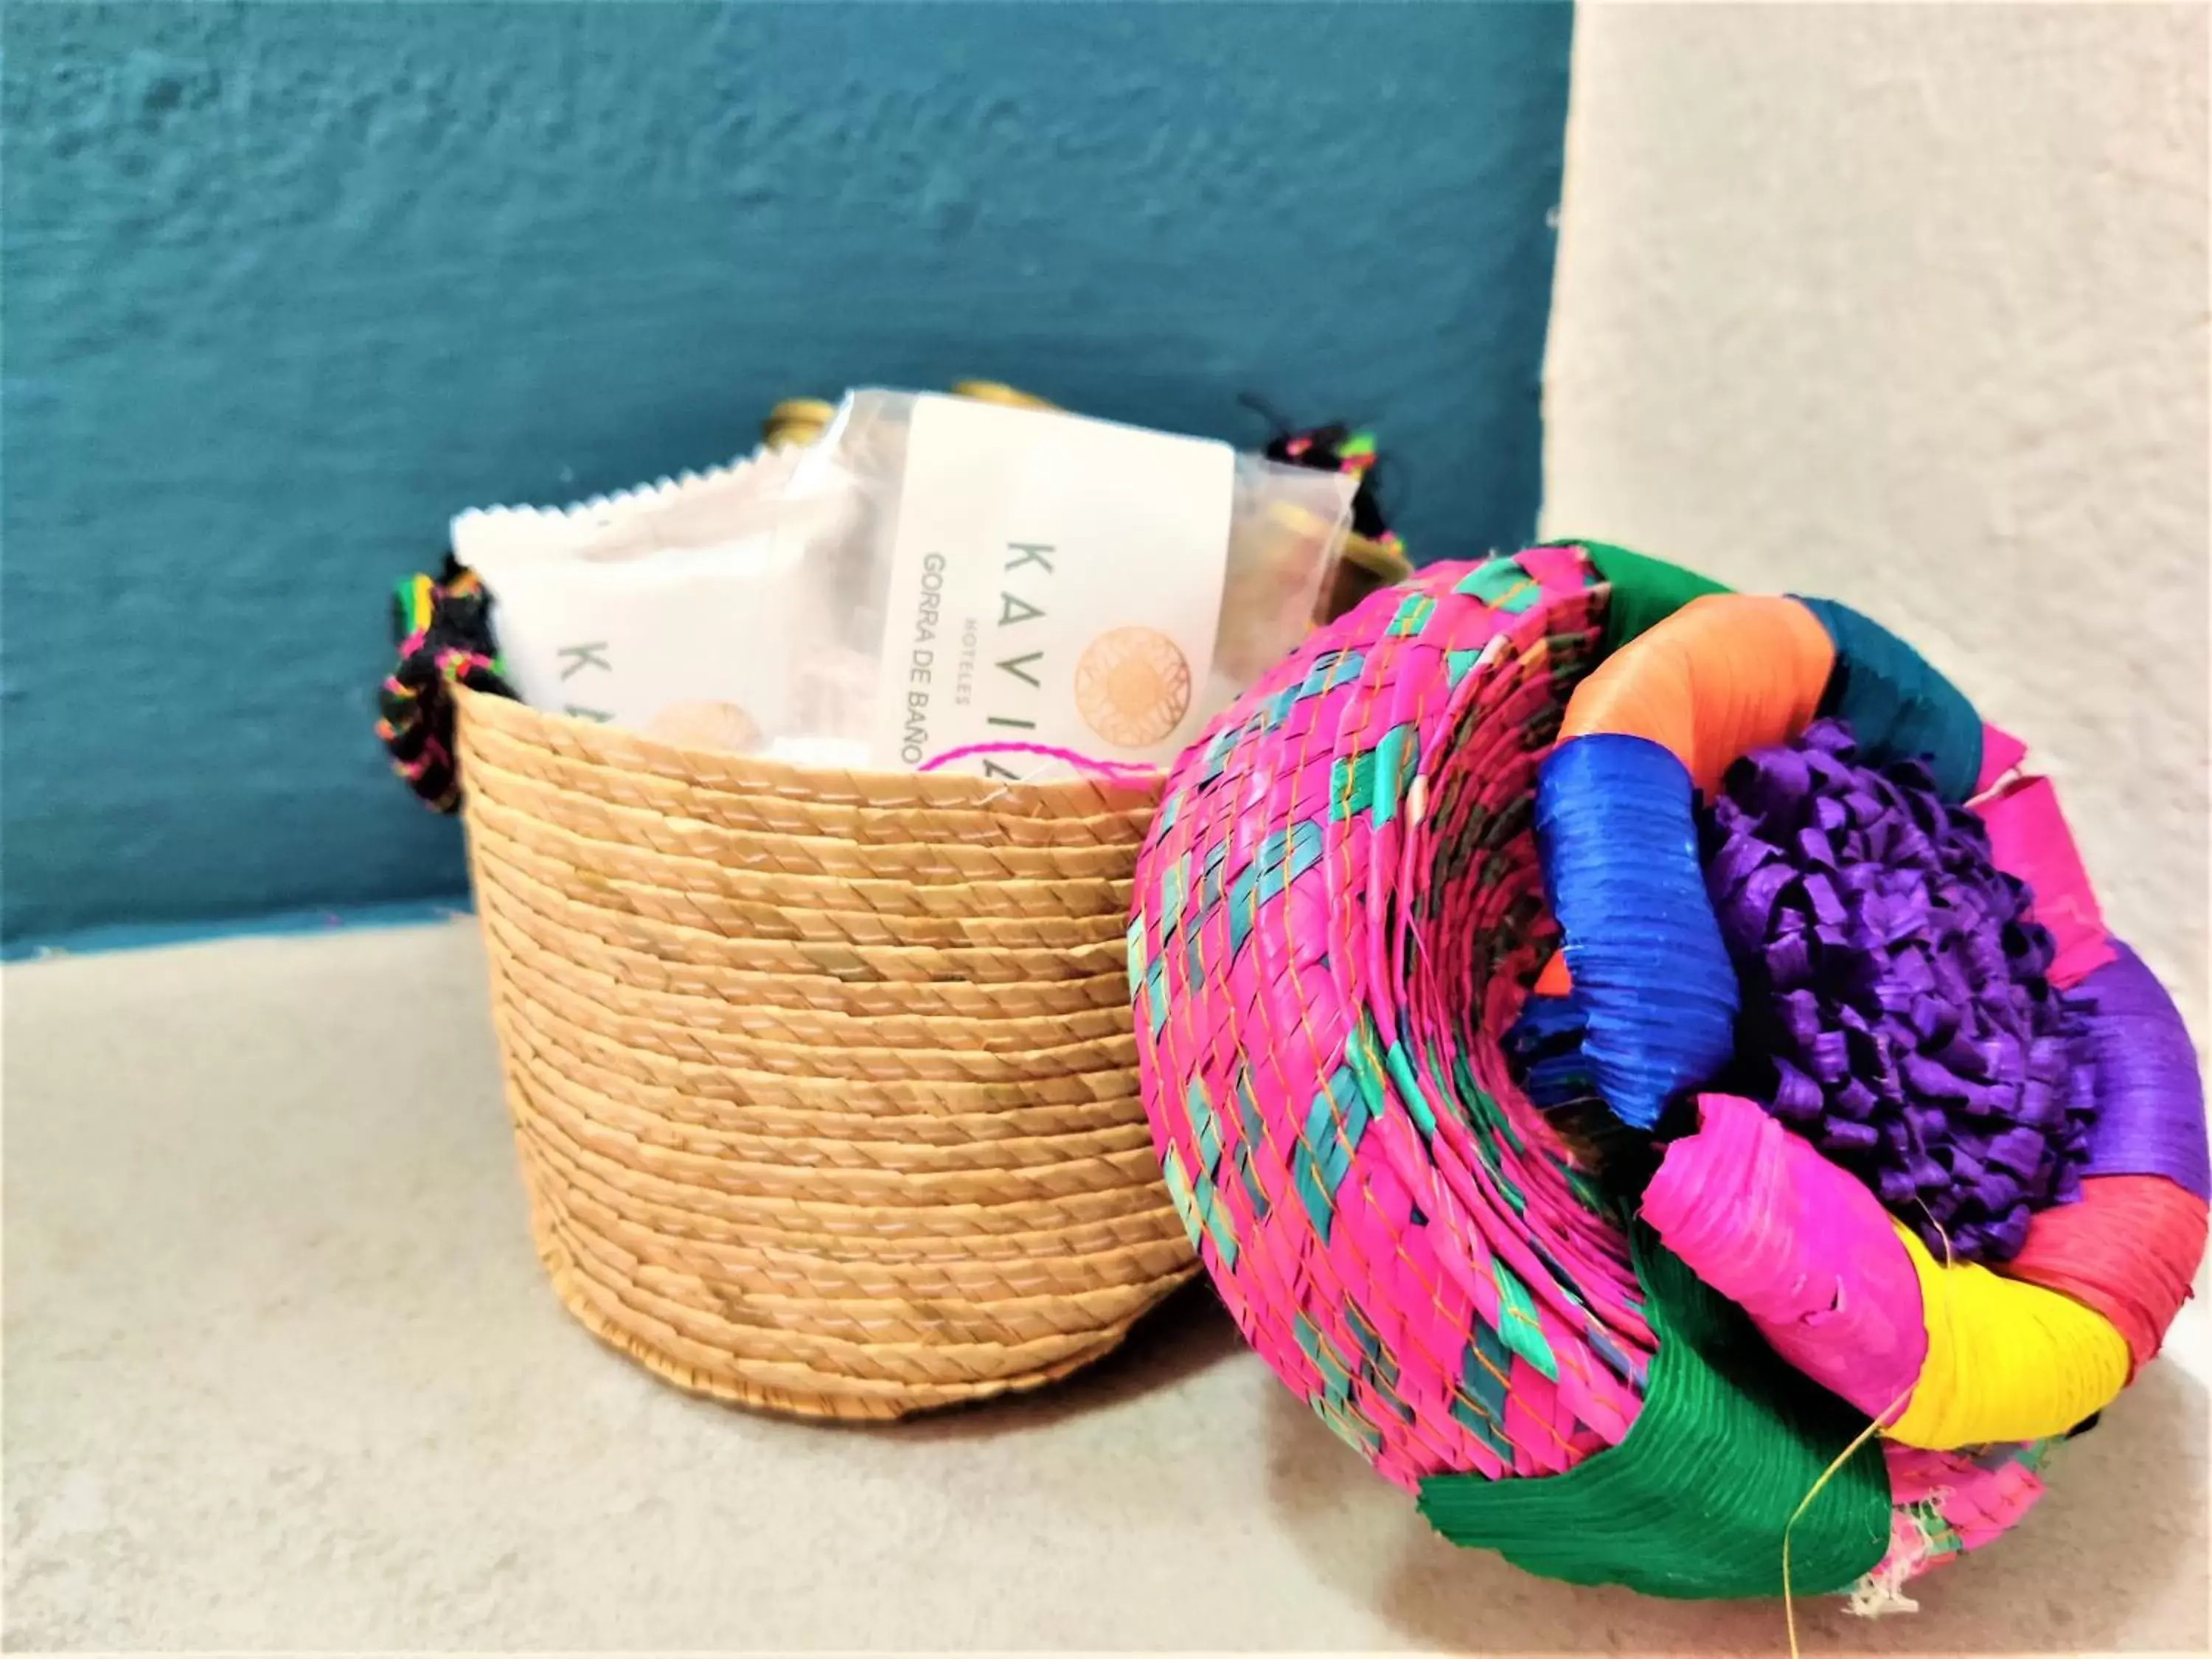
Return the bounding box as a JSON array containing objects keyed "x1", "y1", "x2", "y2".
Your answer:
[{"x1": 5, "y1": 921, "x2": 2206, "y2": 1654}]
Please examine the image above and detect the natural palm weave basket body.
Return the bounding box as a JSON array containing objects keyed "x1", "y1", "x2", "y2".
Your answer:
[{"x1": 454, "y1": 686, "x2": 1197, "y2": 1419}]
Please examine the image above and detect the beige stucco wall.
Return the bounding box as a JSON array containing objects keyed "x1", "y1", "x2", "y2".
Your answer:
[{"x1": 1544, "y1": 4, "x2": 2208, "y2": 1038}]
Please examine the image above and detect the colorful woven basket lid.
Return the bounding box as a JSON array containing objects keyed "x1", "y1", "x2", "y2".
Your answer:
[{"x1": 1128, "y1": 541, "x2": 2206, "y2": 1606}]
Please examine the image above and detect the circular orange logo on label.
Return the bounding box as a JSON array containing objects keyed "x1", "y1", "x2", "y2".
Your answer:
[{"x1": 1074, "y1": 627, "x2": 1192, "y2": 749}]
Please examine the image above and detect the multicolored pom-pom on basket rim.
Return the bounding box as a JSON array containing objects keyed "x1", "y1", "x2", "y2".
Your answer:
[{"x1": 1128, "y1": 540, "x2": 2205, "y2": 1604}]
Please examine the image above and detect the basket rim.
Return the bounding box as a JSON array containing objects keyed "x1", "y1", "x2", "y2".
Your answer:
[
  {"x1": 456, "y1": 686, "x2": 1164, "y2": 815},
  {"x1": 459, "y1": 717, "x2": 1160, "y2": 842}
]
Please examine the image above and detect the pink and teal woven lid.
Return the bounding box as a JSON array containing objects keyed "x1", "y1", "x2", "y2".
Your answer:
[{"x1": 1127, "y1": 542, "x2": 2206, "y2": 1604}]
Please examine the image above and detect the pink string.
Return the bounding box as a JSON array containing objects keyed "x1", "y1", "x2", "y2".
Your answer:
[{"x1": 917, "y1": 740, "x2": 1164, "y2": 780}]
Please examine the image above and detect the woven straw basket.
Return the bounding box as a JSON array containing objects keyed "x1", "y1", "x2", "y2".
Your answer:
[
  {"x1": 1128, "y1": 542, "x2": 2210, "y2": 1600},
  {"x1": 453, "y1": 686, "x2": 1198, "y2": 1419}
]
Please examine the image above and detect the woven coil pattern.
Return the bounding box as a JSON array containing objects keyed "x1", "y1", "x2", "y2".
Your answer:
[
  {"x1": 457, "y1": 687, "x2": 1198, "y2": 1419},
  {"x1": 1130, "y1": 543, "x2": 2208, "y2": 1602},
  {"x1": 1130, "y1": 549, "x2": 1650, "y2": 1485}
]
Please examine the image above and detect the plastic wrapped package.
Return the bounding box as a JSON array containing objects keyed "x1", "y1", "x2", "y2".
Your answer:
[
  {"x1": 455, "y1": 389, "x2": 1356, "y2": 779},
  {"x1": 454, "y1": 442, "x2": 876, "y2": 769}
]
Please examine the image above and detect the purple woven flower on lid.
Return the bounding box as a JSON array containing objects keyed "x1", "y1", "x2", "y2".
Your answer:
[{"x1": 1699, "y1": 718, "x2": 2097, "y2": 1263}]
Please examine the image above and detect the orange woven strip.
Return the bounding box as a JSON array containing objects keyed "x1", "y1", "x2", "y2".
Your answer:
[
  {"x1": 1558, "y1": 594, "x2": 1834, "y2": 795},
  {"x1": 1532, "y1": 952, "x2": 1573, "y2": 998}
]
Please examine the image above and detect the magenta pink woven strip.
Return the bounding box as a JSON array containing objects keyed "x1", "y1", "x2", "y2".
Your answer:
[{"x1": 1133, "y1": 551, "x2": 1654, "y2": 1490}]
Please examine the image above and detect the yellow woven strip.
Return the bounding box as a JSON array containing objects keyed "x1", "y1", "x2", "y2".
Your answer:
[{"x1": 1887, "y1": 1220, "x2": 2129, "y2": 1450}]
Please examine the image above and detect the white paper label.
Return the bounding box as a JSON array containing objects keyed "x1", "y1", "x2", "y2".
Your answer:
[{"x1": 874, "y1": 394, "x2": 1234, "y2": 779}]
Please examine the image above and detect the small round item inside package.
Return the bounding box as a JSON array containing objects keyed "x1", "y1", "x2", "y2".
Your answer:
[{"x1": 1127, "y1": 540, "x2": 2206, "y2": 1605}]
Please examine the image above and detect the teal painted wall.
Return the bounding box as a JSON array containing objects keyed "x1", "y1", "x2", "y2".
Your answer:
[{"x1": 1, "y1": 1, "x2": 1572, "y2": 943}]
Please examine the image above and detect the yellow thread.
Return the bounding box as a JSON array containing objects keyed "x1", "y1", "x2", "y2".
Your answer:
[
  {"x1": 1782, "y1": 1386, "x2": 1908, "y2": 1659},
  {"x1": 1781, "y1": 1209, "x2": 2131, "y2": 1656},
  {"x1": 1781, "y1": 1203, "x2": 1952, "y2": 1658}
]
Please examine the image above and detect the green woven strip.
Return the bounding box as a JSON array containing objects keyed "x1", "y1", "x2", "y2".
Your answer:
[
  {"x1": 1491, "y1": 1259, "x2": 1558, "y2": 1382},
  {"x1": 1563, "y1": 540, "x2": 1733, "y2": 654},
  {"x1": 1388, "y1": 591, "x2": 1438, "y2": 636},
  {"x1": 1342, "y1": 1022, "x2": 1399, "y2": 1131},
  {"x1": 1233, "y1": 1145, "x2": 1270, "y2": 1222},
  {"x1": 1341, "y1": 1299, "x2": 1382, "y2": 1360},
  {"x1": 1159, "y1": 1146, "x2": 1205, "y2": 1254},
  {"x1": 1453, "y1": 555, "x2": 1542, "y2": 613},
  {"x1": 1232, "y1": 1068, "x2": 1268, "y2": 1150},
  {"x1": 1417, "y1": 1228, "x2": 1891, "y2": 1599},
  {"x1": 1315, "y1": 1395, "x2": 1383, "y2": 1455},
  {"x1": 1188, "y1": 1170, "x2": 1239, "y2": 1269},
  {"x1": 1227, "y1": 821, "x2": 1324, "y2": 954},
  {"x1": 1292, "y1": 1065, "x2": 1366, "y2": 1241},
  {"x1": 1295, "y1": 1312, "x2": 1355, "y2": 1405},
  {"x1": 1380, "y1": 1038, "x2": 1435, "y2": 1138},
  {"x1": 1371, "y1": 724, "x2": 1419, "y2": 824},
  {"x1": 1328, "y1": 749, "x2": 1374, "y2": 819},
  {"x1": 1186, "y1": 1079, "x2": 1224, "y2": 1175},
  {"x1": 1157, "y1": 851, "x2": 1191, "y2": 932}
]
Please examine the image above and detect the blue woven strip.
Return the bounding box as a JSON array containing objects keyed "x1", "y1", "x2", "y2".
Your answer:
[
  {"x1": 1298, "y1": 647, "x2": 1366, "y2": 698},
  {"x1": 1226, "y1": 1068, "x2": 1276, "y2": 1220},
  {"x1": 1536, "y1": 734, "x2": 1739, "y2": 1131},
  {"x1": 1228, "y1": 820, "x2": 1324, "y2": 956},
  {"x1": 1453, "y1": 1321, "x2": 1519, "y2": 1464},
  {"x1": 1157, "y1": 850, "x2": 1191, "y2": 932},
  {"x1": 1196, "y1": 837, "x2": 1229, "y2": 911},
  {"x1": 1187, "y1": 1078, "x2": 1224, "y2": 1175},
  {"x1": 1292, "y1": 1064, "x2": 1366, "y2": 1239},
  {"x1": 1272, "y1": 681, "x2": 1306, "y2": 725},
  {"x1": 1233, "y1": 1068, "x2": 1267, "y2": 1148},
  {"x1": 1296, "y1": 1312, "x2": 1356, "y2": 1404},
  {"x1": 1193, "y1": 726, "x2": 1240, "y2": 785},
  {"x1": 1234, "y1": 1144, "x2": 1271, "y2": 1221},
  {"x1": 1587, "y1": 1322, "x2": 1644, "y2": 1387},
  {"x1": 1502, "y1": 990, "x2": 1596, "y2": 1113}
]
